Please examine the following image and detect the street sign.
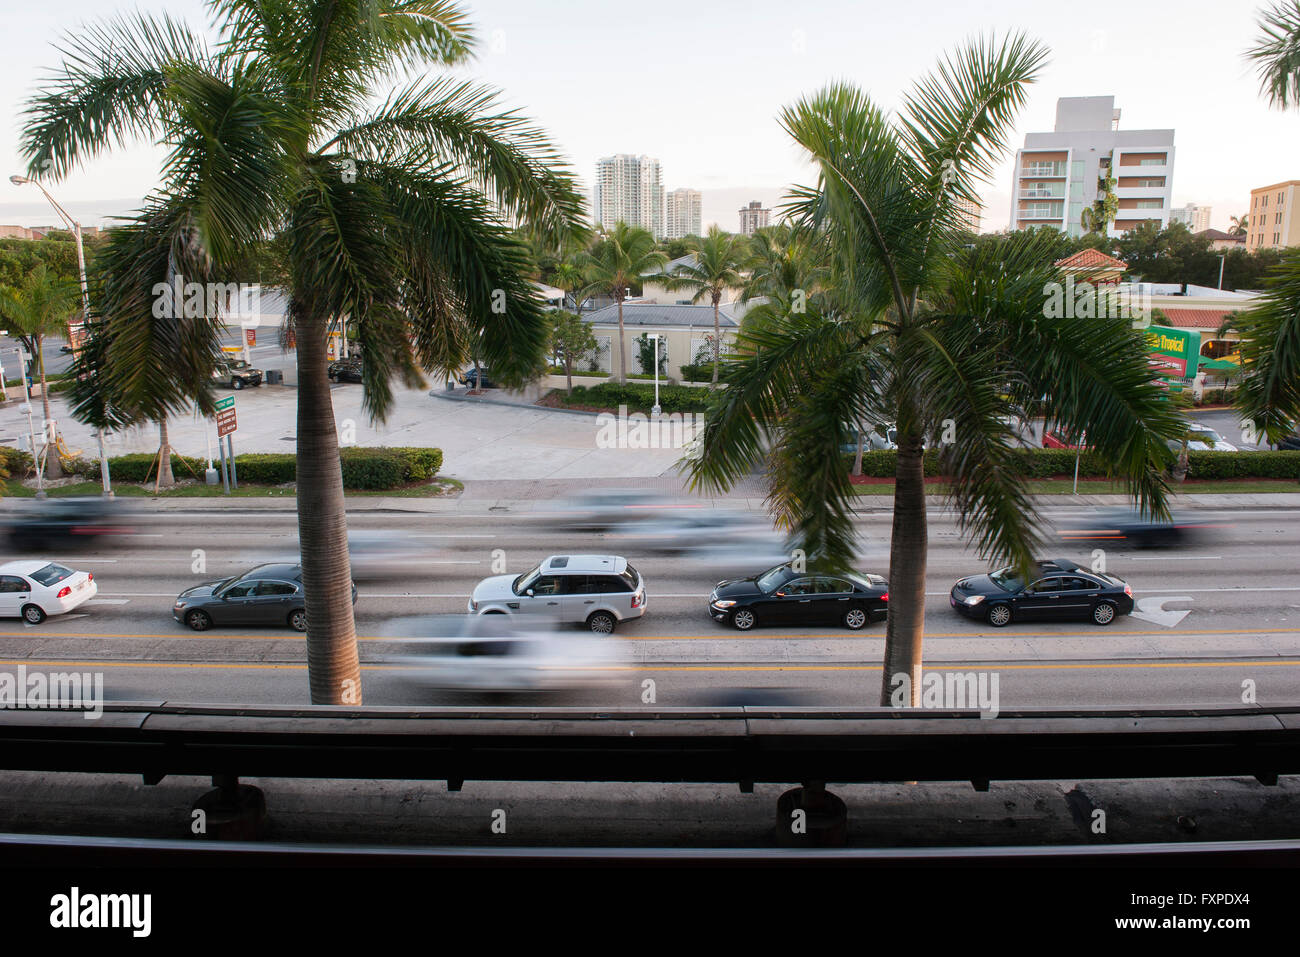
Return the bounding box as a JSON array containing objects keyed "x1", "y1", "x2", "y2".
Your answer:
[
  {"x1": 215, "y1": 395, "x2": 237, "y2": 437},
  {"x1": 244, "y1": 328, "x2": 256, "y2": 347}
]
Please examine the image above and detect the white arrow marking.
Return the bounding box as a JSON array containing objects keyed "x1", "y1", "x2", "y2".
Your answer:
[{"x1": 1131, "y1": 596, "x2": 1193, "y2": 628}]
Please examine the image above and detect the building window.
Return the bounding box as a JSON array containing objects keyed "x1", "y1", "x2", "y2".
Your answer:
[
  {"x1": 1136, "y1": 199, "x2": 1163, "y2": 209},
  {"x1": 1138, "y1": 156, "x2": 1166, "y2": 166}
]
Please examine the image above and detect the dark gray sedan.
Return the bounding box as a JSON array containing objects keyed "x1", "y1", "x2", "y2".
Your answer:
[{"x1": 173, "y1": 563, "x2": 357, "y2": 632}]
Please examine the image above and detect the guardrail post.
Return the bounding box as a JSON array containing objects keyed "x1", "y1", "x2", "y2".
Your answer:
[
  {"x1": 191, "y1": 774, "x2": 267, "y2": 841},
  {"x1": 774, "y1": 780, "x2": 848, "y2": 848}
]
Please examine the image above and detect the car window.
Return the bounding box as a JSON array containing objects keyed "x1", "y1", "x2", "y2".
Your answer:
[
  {"x1": 617, "y1": 566, "x2": 639, "y2": 591},
  {"x1": 781, "y1": 578, "x2": 816, "y2": 596},
  {"x1": 589, "y1": 576, "x2": 630, "y2": 594},
  {"x1": 529, "y1": 575, "x2": 564, "y2": 596},
  {"x1": 254, "y1": 581, "x2": 297, "y2": 596},
  {"x1": 756, "y1": 566, "x2": 790, "y2": 593},
  {"x1": 223, "y1": 581, "x2": 257, "y2": 599},
  {"x1": 0, "y1": 576, "x2": 30, "y2": 593},
  {"x1": 513, "y1": 563, "x2": 543, "y2": 595},
  {"x1": 989, "y1": 567, "x2": 1024, "y2": 592},
  {"x1": 817, "y1": 577, "x2": 852, "y2": 594},
  {"x1": 1028, "y1": 577, "x2": 1063, "y2": 593},
  {"x1": 29, "y1": 564, "x2": 74, "y2": 587}
]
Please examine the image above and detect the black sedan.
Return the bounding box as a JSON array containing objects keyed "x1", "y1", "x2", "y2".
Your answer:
[
  {"x1": 459, "y1": 367, "x2": 495, "y2": 389},
  {"x1": 173, "y1": 563, "x2": 357, "y2": 632},
  {"x1": 328, "y1": 356, "x2": 363, "y2": 383},
  {"x1": 949, "y1": 558, "x2": 1133, "y2": 627},
  {"x1": 708, "y1": 563, "x2": 889, "y2": 631},
  {"x1": 6, "y1": 497, "x2": 135, "y2": 551}
]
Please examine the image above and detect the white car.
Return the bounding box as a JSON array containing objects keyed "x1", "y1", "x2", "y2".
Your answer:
[
  {"x1": 1184, "y1": 422, "x2": 1239, "y2": 452},
  {"x1": 468, "y1": 555, "x2": 646, "y2": 634},
  {"x1": 0, "y1": 560, "x2": 97, "y2": 624}
]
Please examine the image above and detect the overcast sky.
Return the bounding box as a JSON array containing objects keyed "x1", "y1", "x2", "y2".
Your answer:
[{"x1": 2, "y1": 0, "x2": 1296, "y2": 234}]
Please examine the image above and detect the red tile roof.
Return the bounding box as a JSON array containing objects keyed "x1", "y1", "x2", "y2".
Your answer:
[
  {"x1": 1054, "y1": 248, "x2": 1129, "y2": 272},
  {"x1": 1159, "y1": 308, "x2": 1235, "y2": 330}
]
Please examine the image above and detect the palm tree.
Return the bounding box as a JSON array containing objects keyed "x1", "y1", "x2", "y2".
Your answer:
[
  {"x1": 687, "y1": 39, "x2": 1186, "y2": 706},
  {"x1": 1229, "y1": 213, "x2": 1250, "y2": 237},
  {"x1": 1226, "y1": 253, "x2": 1300, "y2": 447},
  {"x1": 25, "y1": 0, "x2": 585, "y2": 704},
  {"x1": 655, "y1": 226, "x2": 749, "y2": 387},
  {"x1": 1248, "y1": 1, "x2": 1300, "y2": 109},
  {"x1": 551, "y1": 261, "x2": 587, "y2": 315},
  {"x1": 0, "y1": 265, "x2": 79, "y2": 478},
  {"x1": 576, "y1": 222, "x2": 666, "y2": 383}
]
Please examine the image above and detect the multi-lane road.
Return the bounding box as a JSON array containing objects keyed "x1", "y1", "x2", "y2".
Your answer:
[{"x1": 1, "y1": 504, "x2": 1297, "y2": 710}]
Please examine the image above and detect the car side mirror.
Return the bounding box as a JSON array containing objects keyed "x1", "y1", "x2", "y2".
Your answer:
[
  {"x1": 526, "y1": 588, "x2": 534, "y2": 597},
  {"x1": 775, "y1": 591, "x2": 785, "y2": 598}
]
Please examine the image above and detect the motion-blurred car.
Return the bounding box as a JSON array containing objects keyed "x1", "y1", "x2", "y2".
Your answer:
[
  {"x1": 949, "y1": 558, "x2": 1133, "y2": 627},
  {"x1": 0, "y1": 560, "x2": 97, "y2": 624},
  {"x1": 542, "y1": 488, "x2": 695, "y2": 533},
  {"x1": 459, "y1": 367, "x2": 496, "y2": 389},
  {"x1": 328, "y1": 356, "x2": 363, "y2": 383},
  {"x1": 613, "y1": 507, "x2": 787, "y2": 559},
  {"x1": 468, "y1": 554, "x2": 646, "y2": 634},
  {"x1": 1055, "y1": 507, "x2": 1218, "y2": 548},
  {"x1": 5, "y1": 497, "x2": 135, "y2": 551},
  {"x1": 345, "y1": 529, "x2": 429, "y2": 581},
  {"x1": 708, "y1": 563, "x2": 889, "y2": 631},
  {"x1": 173, "y1": 563, "x2": 357, "y2": 632},
  {"x1": 383, "y1": 614, "x2": 627, "y2": 694},
  {"x1": 212, "y1": 357, "x2": 263, "y2": 390}
]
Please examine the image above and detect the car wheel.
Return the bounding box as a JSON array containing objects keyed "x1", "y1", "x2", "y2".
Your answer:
[
  {"x1": 843, "y1": 607, "x2": 868, "y2": 630},
  {"x1": 185, "y1": 609, "x2": 212, "y2": 631},
  {"x1": 587, "y1": 611, "x2": 617, "y2": 634},
  {"x1": 732, "y1": 609, "x2": 756, "y2": 630},
  {"x1": 1092, "y1": 602, "x2": 1117, "y2": 626},
  {"x1": 21, "y1": 604, "x2": 46, "y2": 625},
  {"x1": 289, "y1": 609, "x2": 308, "y2": 632},
  {"x1": 232, "y1": 378, "x2": 244, "y2": 390},
  {"x1": 986, "y1": 603, "x2": 1012, "y2": 627}
]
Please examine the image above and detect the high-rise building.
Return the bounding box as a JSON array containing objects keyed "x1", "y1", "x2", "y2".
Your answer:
[
  {"x1": 953, "y1": 196, "x2": 983, "y2": 232},
  {"x1": 592, "y1": 154, "x2": 664, "y2": 238},
  {"x1": 665, "y1": 188, "x2": 702, "y2": 240},
  {"x1": 1171, "y1": 203, "x2": 1212, "y2": 232},
  {"x1": 1246, "y1": 180, "x2": 1300, "y2": 251},
  {"x1": 738, "y1": 200, "x2": 770, "y2": 235},
  {"x1": 1009, "y1": 96, "x2": 1175, "y2": 238}
]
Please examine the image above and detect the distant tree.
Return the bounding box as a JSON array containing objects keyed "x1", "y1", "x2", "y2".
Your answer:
[
  {"x1": 654, "y1": 225, "x2": 749, "y2": 387},
  {"x1": 1229, "y1": 213, "x2": 1250, "y2": 237},
  {"x1": 548, "y1": 309, "x2": 596, "y2": 394},
  {"x1": 577, "y1": 222, "x2": 666, "y2": 383}
]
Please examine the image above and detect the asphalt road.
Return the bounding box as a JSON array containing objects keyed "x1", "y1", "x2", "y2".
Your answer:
[{"x1": 1, "y1": 505, "x2": 1297, "y2": 709}]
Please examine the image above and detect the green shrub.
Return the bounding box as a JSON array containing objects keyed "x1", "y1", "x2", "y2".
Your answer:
[
  {"x1": 0, "y1": 446, "x2": 32, "y2": 480},
  {"x1": 679, "y1": 361, "x2": 718, "y2": 383},
  {"x1": 1185, "y1": 450, "x2": 1300, "y2": 480},
  {"x1": 229, "y1": 453, "x2": 297, "y2": 484},
  {"x1": 87, "y1": 453, "x2": 207, "y2": 483},
  {"x1": 843, "y1": 447, "x2": 1300, "y2": 481},
  {"x1": 561, "y1": 382, "x2": 711, "y2": 413},
  {"x1": 388, "y1": 447, "x2": 443, "y2": 482},
  {"x1": 84, "y1": 446, "x2": 444, "y2": 489},
  {"x1": 340, "y1": 447, "x2": 406, "y2": 489}
]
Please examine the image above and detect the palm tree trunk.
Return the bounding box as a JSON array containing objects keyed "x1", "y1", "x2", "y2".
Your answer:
[
  {"x1": 156, "y1": 418, "x2": 174, "y2": 488},
  {"x1": 36, "y1": 335, "x2": 62, "y2": 479},
  {"x1": 565, "y1": 355, "x2": 573, "y2": 395},
  {"x1": 852, "y1": 421, "x2": 865, "y2": 476},
  {"x1": 295, "y1": 312, "x2": 362, "y2": 705},
  {"x1": 616, "y1": 293, "x2": 627, "y2": 384},
  {"x1": 880, "y1": 425, "x2": 927, "y2": 706},
  {"x1": 711, "y1": 294, "x2": 721, "y2": 389}
]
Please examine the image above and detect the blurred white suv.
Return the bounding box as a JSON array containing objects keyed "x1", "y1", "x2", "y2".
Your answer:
[{"x1": 468, "y1": 555, "x2": 646, "y2": 634}]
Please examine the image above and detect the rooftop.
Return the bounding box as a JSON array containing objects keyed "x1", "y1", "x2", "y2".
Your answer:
[{"x1": 581, "y1": 302, "x2": 740, "y2": 328}]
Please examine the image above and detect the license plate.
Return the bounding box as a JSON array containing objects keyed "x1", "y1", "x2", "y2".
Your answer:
[{"x1": 76, "y1": 580, "x2": 86, "y2": 591}]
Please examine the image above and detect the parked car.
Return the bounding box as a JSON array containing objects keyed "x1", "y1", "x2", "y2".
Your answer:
[
  {"x1": 1182, "y1": 422, "x2": 1239, "y2": 452},
  {"x1": 1042, "y1": 429, "x2": 1086, "y2": 450},
  {"x1": 0, "y1": 560, "x2": 97, "y2": 624},
  {"x1": 949, "y1": 558, "x2": 1133, "y2": 627},
  {"x1": 328, "y1": 356, "x2": 363, "y2": 383},
  {"x1": 212, "y1": 357, "x2": 263, "y2": 390},
  {"x1": 708, "y1": 562, "x2": 889, "y2": 631},
  {"x1": 840, "y1": 423, "x2": 897, "y2": 454},
  {"x1": 467, "y1": 554, "x2": 646, "y2": 634},
  {"x1": 174, "y1": 563, "x2": 357, "y2": 632},
  {"x1": 459, "y1": 367, "x2": 495, "y2": 389},
  {"x1": 5, "y1": 497, "x2": 135, "y2": 551},
  {"x1": 1279, "y1": 433, "x2": 1300, "y2": 451}
]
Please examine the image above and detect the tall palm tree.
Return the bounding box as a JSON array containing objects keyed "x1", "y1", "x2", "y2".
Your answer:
[
  {"x1": 576, "y1": 222, "x2": 666, "y2": 383},
  {"x1": 550, "y1": 261, "x2": 587, "y2": 315},
  {"x1": 687, "y1": 39, "x2": 1185, "y2": 706},
  {"x1": 1248, "y1": 1, "x2": 1300, "y2": 109},
  {"x1": 1226, "y1": 253, "x2": 1300, "y2": 446},
  {"x1": 0, "y1": 265, "x2": 80, "y2": 478},
  {"x1": 656, "y1": 226, "x2": 749, "y2": 387},
  {"x1": 25, "y1": 0, "x2": 585, "y2": 704},
  {"x1": 1229, "y1": 213, "x2": 1250, "y2": 237}
]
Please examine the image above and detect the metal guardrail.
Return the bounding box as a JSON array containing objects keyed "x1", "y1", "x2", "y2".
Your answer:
[{"x1": 1, "y1": 703, "x2": 1298, "y2": 790}]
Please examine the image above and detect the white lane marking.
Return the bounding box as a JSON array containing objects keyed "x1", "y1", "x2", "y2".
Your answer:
[
  {"x1": 1130, "y1": 596, "x2": 1194, "y2": 628},
  {"x1": 410, "y1": 534, "x2": 496, "y2": 538},
  {"x1": 65, "y1": 559, "x2": 118, "y2": 564},
  {"x1": 87, "y1": 599, "x2": 130, "y2": 605},
  {"x1": 1127, "y1": 555, "x2": 1222, "y2": 561},
  {"x1": 56, "y1": 613, "x2": 89, "y2": 620}
]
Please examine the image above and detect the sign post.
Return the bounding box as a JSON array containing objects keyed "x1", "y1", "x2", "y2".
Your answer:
[{"x1": 215, "y1": 396, "x2": 237, "y2": 494}]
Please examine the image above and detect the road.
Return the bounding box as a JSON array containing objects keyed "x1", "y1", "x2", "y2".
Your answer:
[{"x1": 1, "y1": 504, "x2": 1297, "y2": 710}]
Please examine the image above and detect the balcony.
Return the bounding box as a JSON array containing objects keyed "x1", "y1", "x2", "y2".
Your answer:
[
  {"x1": 1020, "y1": 188, "x2": 1066, "y2": 200},
  {"x1": 1021, "y1": 162, "x2": 1067, "y2": 177}
]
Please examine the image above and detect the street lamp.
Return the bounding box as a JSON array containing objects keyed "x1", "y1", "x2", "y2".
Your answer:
[
  {"x1": 648, "y1": 333, "x2": 662, "y2": 416},
  {"x1": 11, "y1": 173, "x2": 113, "y2": 497}
]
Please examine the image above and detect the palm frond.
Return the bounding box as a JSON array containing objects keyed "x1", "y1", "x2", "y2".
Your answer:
[
  {"x1": 1247, "y1": 0, "x2": 1300, "y2": 110},
  {"x1": 1231, "y1": 250, "x2": 1300, "y2": 441}
]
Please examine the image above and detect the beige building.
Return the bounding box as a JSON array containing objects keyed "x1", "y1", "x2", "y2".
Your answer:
[
  {"x1": 579, "y1": 302, "x2": 740, "y2": 381},
  {"x1": 638, "y1": 253, "x2": 742, "y2": 307},
  {"x1": 0, "y1": 225, "x2": 35, "y2": 240},
  {"x1": 953, "y1": 196, "x2": 982, "y2": 232},
  {"x1": 664, "y1": 188, "x2": 702, "y2": 240},
  {"x1": 1246, "y1": 180, "x2": 1300, "y2": 251},
  {"x1": 738, "y1": 201, "x2": 770, "y2": 235}
]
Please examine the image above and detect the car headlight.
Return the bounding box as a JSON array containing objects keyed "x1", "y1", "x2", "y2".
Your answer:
[
  {"x1": 963, "y1": 594, "x2": 985, "y2": 606},
  {"x1": 174, "y1": 600, "x2": 187, "y2": 609},
  {"x1": 469, "y1": 599, "x2": 478, "y2": 611},
  {"x1": 712, "y1": 600, "x2": 736, "y2": 608}
]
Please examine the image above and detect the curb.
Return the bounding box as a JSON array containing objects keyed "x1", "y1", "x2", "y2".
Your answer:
[{"x1": 431, "y1": 389, "x2": 602, "y2": 418}]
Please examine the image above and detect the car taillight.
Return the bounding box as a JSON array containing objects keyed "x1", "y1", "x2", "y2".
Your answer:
[
  {"x1": 632, "y1": 592, "x2": 642, "y2": 608},
  {"x1": 1123, "y1": 584, "x2": 1132, "y2": 597},
  {"x1": 57, "y1": 586, "x2": 71, "y2": 598},
  {"x1": 881, "y1": 592, "x2": 889, "y2": 602},
  {"x1": 87, "y1": 573, "x2": 93, "y2": 582}
]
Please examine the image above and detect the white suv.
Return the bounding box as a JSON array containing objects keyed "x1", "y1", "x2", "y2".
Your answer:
[{"x1": 468, "y1": 555, "x2": 646, "y2": 634}]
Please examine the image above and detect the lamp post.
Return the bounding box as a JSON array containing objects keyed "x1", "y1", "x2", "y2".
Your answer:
[
  {"x1": 648, "y1": 333, "x2": 662, "y2": 416},
  {"x1": 11, "y1": 174, "x2": 113, "y2": 497}
]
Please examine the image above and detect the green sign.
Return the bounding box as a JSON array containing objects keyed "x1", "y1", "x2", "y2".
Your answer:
[
  {"x1": 1145, "y1": 325, "x2": 1200, "y2": 380},
  {"x1": 215, "y1": 395, "x2": 235, "y2": 411}
]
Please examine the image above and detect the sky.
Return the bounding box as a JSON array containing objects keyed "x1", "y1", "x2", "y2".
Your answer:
[{"x1": 1, "y1": 0, "x2": 1297, "y2": 234}]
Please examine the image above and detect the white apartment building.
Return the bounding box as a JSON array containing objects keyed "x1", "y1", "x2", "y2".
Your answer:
[
  {"x1": 738, "y1": 201, "x2": 770, "y2": 235},
  {"x1": 1171, "y1": 203, "x2": 1212, "y2": 232},
  {"x1": 592, "y1": 154, "x2": 665, "y2": 238},
  {"x1": 665, "y1": 188, "x2": 702, "y2": 240},
  {"x1": 1010, "y1": 96, "x2": 1175, "y2": 238}
]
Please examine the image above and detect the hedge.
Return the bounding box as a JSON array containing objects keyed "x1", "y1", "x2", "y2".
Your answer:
[
  {"x1": 559, "y1": 382, "x2": 712, "y2": 413},
  {"x1": 83, "y1": 446, "x2": 443, "y2": 489},
  {"x1": 843, "y1": 448, "x2": 1300, "y2": 480}
]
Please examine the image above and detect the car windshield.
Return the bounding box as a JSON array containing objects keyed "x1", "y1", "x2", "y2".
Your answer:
[
  {"x1": 29, "y1": 563, "x2": 74, "y2": 587},
  {"x1": 756, "y1": 565, "x2": 790, "y2": 593},
  {"x1": 1189, "y1": 429, "x2": 1222, "y2": 444},
  {"x1": 513, "y1": 563, "x2": 543, "y2": 595},
  {"x1": 988, "y1": 566, "x2": 1024, "y2": 593}
]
